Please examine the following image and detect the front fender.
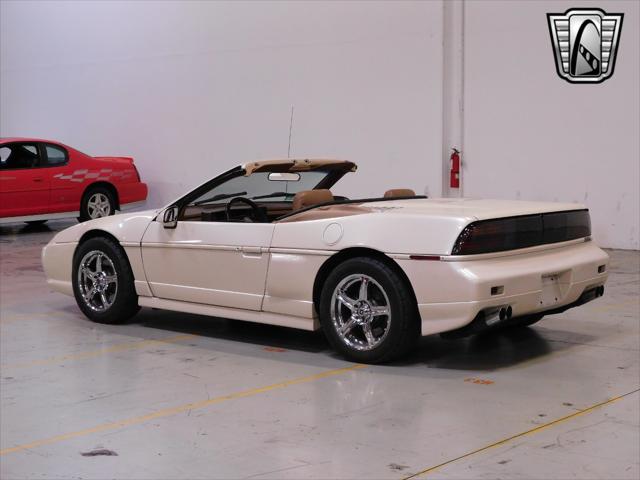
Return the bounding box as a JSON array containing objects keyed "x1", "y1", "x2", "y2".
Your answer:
[
  {"x1": 50, "y1": 210, "x2": 158, "y2": 245},
  {"x1": 43, "y1": 210, "x2": 158, "y2": 297}
]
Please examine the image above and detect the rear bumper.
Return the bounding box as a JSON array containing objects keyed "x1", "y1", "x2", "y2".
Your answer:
[
  {"x1": 397, "y1": 240, "x2": 609, "y2": 336},
  {"x1": 118, "y1": 182, "x2": 148, "y2": 207}
]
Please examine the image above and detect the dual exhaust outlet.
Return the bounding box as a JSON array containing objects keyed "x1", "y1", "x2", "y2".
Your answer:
[
  {"x1": 443, "y1": 284, "x2": 605, "y2": 340},
  {"x1": 486, "y1": 285, "x2": 604, "y2": 326},
  {"x1": 498, "y1": 305, "x2": 513, "y2": 321},
  {"x1": 485, "y1": 305, "x2": 513, "y2": 326}
]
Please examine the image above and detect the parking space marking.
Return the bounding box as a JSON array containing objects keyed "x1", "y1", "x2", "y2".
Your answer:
[
  {"x1": 402, "y1": 388, "x2": 640, "y2": 479},
  {"x1": 0, "y1": 333, "x2": 194, "y2": 369},
  {"x1": 0, "y1": 363, "x2": 365, "y2": 456}
]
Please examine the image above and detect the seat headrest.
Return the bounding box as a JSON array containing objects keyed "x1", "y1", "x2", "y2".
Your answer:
[
  {"x1": 384, "y1": 188, "x2": 416, "y2": 198},
  {"x1": 292, "y1": 189, "x2": 334, "y2": 211}
]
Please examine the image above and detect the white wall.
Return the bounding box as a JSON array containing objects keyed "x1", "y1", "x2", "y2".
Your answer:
[
  {"x1": 1, "y1": 0, "x2": 638, "y2": 249},
  {"x1": 0, "y1": 0, "x2": 444, "y2": 207},
  {"x1": 463, "y1": 0, "x2": 639, "y2": 250}
]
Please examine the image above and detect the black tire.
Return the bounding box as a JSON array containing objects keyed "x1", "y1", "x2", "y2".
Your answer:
[
  {"x1": 79, "y1": 186, "x2": 116, "y2": 222},
  {"x1": 72, "y1": 236, "x2": 139, "y2": 324},
  {"x1": 25, "y1": 220, "x2": 47, "y2": 225},
  {"x1": 319, "y1": 257, "x2": 419, "y2": 363}
]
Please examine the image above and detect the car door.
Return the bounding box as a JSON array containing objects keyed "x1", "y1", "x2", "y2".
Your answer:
[
  {"x1": 0, "y1": 142, "x2": 50, "y2": 218},
  {"x1": 42, "y1": 143, "x2": 76, "y2": 214},
  {"x1": 139, "y1": 165, "x2": 337, "y2": 311},
  {"x1": 141, "y1": 218, "x2": 275, "y2": 311}
]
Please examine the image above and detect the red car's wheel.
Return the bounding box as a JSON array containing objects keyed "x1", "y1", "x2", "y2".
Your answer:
[{"x1": 79, "y1": 187, "x2": 116, "y2": 222}]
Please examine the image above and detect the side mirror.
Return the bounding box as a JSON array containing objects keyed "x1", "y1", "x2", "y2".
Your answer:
[{"x1": 162, "y1": 205, "x2": 179, "y2": 229}]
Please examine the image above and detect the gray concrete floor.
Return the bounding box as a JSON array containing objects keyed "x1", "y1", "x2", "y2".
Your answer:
[{"x1": 0, "y1": 220, "x2": 638, "y2": 480}]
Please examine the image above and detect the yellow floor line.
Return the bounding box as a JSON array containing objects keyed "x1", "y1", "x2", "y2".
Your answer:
[
  {"x1": 0, "y1": 363, "x2": 365, "y2": 456},
  {"x1": 402, "y1": 388, "x2": 640, "y2": 479},
  {"x1": 1, "y1": 333, "x2": 194, "y2": 369}
]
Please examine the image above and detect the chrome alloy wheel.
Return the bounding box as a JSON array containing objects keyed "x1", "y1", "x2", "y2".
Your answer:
[
  {"x1": 87, "y1": 193, "x2": 111, "y2": 219},
  {"x1": 330, "y1": 274, "x2": 391, "y2": 351},
  {"x1": 77, "y1": 250, "x2": 118, "y2": 312}
]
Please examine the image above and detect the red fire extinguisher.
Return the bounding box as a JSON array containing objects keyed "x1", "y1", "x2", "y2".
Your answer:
[{"x1": 450, "y1": 148, "x2": 460, "y2": 189}]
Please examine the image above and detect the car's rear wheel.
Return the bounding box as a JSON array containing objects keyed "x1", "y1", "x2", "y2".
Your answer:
[
  {"x1": 319, "y1": 257, "x2": 419, "y2": 363},
  {"x1": 72, "y1": 237, "x2": 139, "y2": 324},
  {"x1": 79, "y1": 187, "x2": 115, "y2": 222}
]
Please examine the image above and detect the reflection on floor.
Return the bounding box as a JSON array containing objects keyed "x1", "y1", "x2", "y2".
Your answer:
[{"x1": 1, "y1": 220, "x2": 638, "y2": 479}]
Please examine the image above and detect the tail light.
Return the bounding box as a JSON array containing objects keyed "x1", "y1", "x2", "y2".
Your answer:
[
  {"x1": 452, "y1": 210, "x2": 591, "y2": 255},
  {"x1": 542, "y1": 210, "x2": 591, "y2": 243}
]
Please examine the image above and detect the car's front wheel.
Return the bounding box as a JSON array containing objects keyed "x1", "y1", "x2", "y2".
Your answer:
[
  {"x1": 319, "y1": 257, "x2": 419, "y2": 363},
  {"x1": 72, "y1": 237, "x2": 139, "y2": 324},
  {"x1": 79, "y1": 187, "x2": 115, "y2": 222}
]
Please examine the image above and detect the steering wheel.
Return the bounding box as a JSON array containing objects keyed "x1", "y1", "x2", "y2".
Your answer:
[{"x1": 225, "y1": 197, "x2": 266, "y2": 223}]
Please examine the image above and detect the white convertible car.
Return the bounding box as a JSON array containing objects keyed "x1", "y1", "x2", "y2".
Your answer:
[{"x1": 42, "y1": 159, "x2": 609, "y2": 363}]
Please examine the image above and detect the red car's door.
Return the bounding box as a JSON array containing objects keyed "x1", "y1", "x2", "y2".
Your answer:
[
  {"x1": 42, "y1": 143, "x2": 78, "y2": 214},
  {"x1": 0, "y1": 142, "x2": 50, "y2": 218}
]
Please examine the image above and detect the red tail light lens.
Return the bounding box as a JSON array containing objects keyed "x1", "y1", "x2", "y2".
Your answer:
[{"x1": 452, "y1": 210, "x2": 591, "y2": 255}]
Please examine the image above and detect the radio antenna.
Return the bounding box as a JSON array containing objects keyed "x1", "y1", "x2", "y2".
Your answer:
[{"x1": 287, "y1": 105, "x2": 294, "y2": 158}]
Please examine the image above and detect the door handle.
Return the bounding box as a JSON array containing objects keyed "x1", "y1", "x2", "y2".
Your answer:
[
  {"x1": 241, "y1": 246, "x2": 263, "y2": 257},
  {"x1": 33, "y1": 178, "x2": 44, "y2": 182}
]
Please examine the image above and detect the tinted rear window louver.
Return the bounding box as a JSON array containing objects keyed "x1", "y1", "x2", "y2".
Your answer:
[{"x1": 452, "y1": 209, "x2": 591, "y2": 255}]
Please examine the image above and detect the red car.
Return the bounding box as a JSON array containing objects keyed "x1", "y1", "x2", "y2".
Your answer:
[{"x1": 0, "y1": 138, "x2": 147, "y2": 224}]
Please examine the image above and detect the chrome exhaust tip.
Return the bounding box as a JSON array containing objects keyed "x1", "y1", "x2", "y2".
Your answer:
[
  {"x1": 442, "y1": 304, "x2": 513, "y2": 339},
  {"x1": 497, "y1": 306, "x2": 513, "y2": 321}
]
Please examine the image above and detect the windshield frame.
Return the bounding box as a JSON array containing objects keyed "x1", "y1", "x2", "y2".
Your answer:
[{"x1": 167, "y1": 164, "x2": 350, "y2": 222}]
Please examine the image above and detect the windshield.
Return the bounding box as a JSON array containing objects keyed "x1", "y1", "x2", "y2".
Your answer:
[{"x1": 190, "y1": 171, "x2": 327, "y2": 205}]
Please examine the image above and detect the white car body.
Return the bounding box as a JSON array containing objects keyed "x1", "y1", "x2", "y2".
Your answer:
[{"x1": 42, "y1": 159, "x2": 609, "y2": 343}]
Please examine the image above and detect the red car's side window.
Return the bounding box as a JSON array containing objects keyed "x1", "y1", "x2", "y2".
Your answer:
[
  {"x1": 44, "y1": 144, "x2": 69, "y2": 167},
  {"x1": 0, "y1": 143, "x2": 41, "y2": 170}
]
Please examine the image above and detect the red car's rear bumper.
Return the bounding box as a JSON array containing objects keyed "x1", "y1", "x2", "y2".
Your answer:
[{"x1": 118, "y1": 182, "x2": 148, "y2": 207}]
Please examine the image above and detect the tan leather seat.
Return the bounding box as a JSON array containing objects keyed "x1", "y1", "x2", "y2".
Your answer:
[
  {"x1": 292, "y1": 189, "x2": 334, "y2": 211},
  {"x1": 384, "y1": 188, "x2": 416, "y2": 198}
]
